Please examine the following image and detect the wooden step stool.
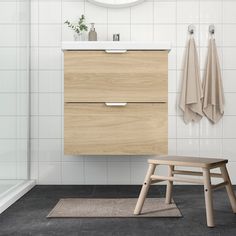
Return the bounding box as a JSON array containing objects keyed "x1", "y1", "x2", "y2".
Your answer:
[{"x1": 134, "y1": 156, "x2": 236, "y2": 227}]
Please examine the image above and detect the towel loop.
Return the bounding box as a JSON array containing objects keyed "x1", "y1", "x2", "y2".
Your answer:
[
  {"x1": 209, "y1": 24, "x2": 215, "y2": 35},
  {"x1": 188, "y1": 24, "x2": 195, "y2": 35}
]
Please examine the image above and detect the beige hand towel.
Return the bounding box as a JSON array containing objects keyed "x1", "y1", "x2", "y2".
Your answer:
[
  {"x1": 179, "y1": 37, "x2": 203, "y2": 124},
  {"x1": 202, "y1": 38, "x2": 224, "y2": 124}
]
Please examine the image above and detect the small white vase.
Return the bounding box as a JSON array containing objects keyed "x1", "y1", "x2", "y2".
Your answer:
[{"x1": 74, "y1": 32, "x2": 87, "y2": 41}]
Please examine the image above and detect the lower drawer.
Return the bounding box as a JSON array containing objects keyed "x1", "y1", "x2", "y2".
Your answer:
[{"x1": 64, "y1": 102, "x2": 167, "y2": 155}]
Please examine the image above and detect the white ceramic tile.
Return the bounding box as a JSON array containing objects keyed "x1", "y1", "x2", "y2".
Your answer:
[
  {"x1": 0, "y1": 117, "x2": 16, "y2": 139},
  {"x1": 0, "y1": 140, "x2": 16, "y2": 162},
  {"x1": 38, "y1": 139, "x2": 61, "y2": 162},
  {"x1": 39, "y1": 116, "x2": 62, "y2": 139},
  {"x1": 30, "y1": 71, "x2": 38, "y2": 93},
  {"x1": 168, "y1": 47, "x2": 177, "y2": 70},
  {"x1": 17, "y1": 162, "x2": 28, "y2": 179},
  {"x1": 84, "y1": 161, "x2": 107, "y2": 184},
  {"x1": 177, "y1": 116, "x2": 200, "y2": 139},
  {"x1": 108, "y1": 25, "x2": 131, "y2": 41},
  {"x1": 223, "y1": 116, "x2": 236, "y2": 138},
  {"x1": 0, "y1": 1, "x2": 17, "y2": 23},
  {"x1": 0, "y1": 71, "x2": 16, "y2": 93},
  {"x1": 39, "y1": 162, "x2": 61, "y2": 184},
  {"x1": 18, "y1": 0, "x2": 30, "y2": 24},
  {"x1": 0, "y1": 48, "x2": 17, "y2": 70},
  {"x1": 176, "y1": 70, "x2": 183, "y2": 93},
  {"x1": 199, "y1": 0, "x2": 222, "y2": 24},
  {"x1": 31, "y1": 139, "x2": 38, "y2": 162},
  {"x1": 223, "y1": 0, "x2": 236, "y2": 23},
  {"x1": 168, "y1": 138, "x2": 177, "y2": 155},
  {"x1": 30, "y1": 161, "x2": 38, "y2": 181},
  {"x1": 200, "y1": 118, "x2": 222, "y2": 138},
  {"x1": 200, "y1": 139, "x2": 222, "y2": 158},
  {"x1": 17, "y1": 71, "x2": 29, "y2": 93},
  {"x1": 0, "y1": 94, "x2": 16, "y2": 116},
  {"x1": 224, "y1": 93, "x2": 236, "y2": 115},
  {"x1": 38, "y1": 71, "x2": 62, "y2": 93},
  {"x1": 131, "y1": 25, "x2": 153, "y2": 41},
  {"x1": 30, "y1": 116, "x2": 38, "y2": 139},
  {"x1": 0, "y1": 162, "x2": 16, "y2": 179},
  {"x1": 62, "y1": 1, "x2": 84, "y2": 23},
  {"x1": 0, "y1": 25, "x2": 17, "y2": 46},
  {"x1": 168, "y1": 93, "x2": 177, "y2": 115},
  {"x1": 31, "y1": 0, "x2": 38, "y2": 24},
  {"x1": 17, "y1": 93, "x2": 28, "y2": 116},
  {"x1": 17, "y1": 116, "x2": 28, "y2": 139},
  {"x1": 85, "y1": 1, "x2": 107, "y2": 24},
  {"x1": 62, "y1": 162, "x2": 84, "y2": 184},
  {"x1": 154, "y1": 0, "x2": 176, "y2": 24},
  {"x1": 107, "y1": 162, "x2": 130, "y2": 184},
  {"x1": 223, "y1": 48, "x2": 236, "y2": 70},
  {"x1": 31, "y1": 93, "x2": 38, "y2": 116},
  {"x1": 31, "y1": 25, "x2": 38, "y2": 47},
  {"x1": 17, "y1": 47, "x2": 28, "y2": 71},
  {"x1": 30, "y1": 48, "x2": 39, "y2": 71},
  {"x1": 168, "y1": 70, "x2": 177, "y2": 93},
  {"x1": 39, "y1": 48, "x2": 62, "y2": 70},
  {"x1": 131, "y1": 1, "x2": 153, "y2": 24},
  {"x1": 39, "y1": 0, "x2": 62, "y2": 23},
  {"x1": 130, "y1": 161, "x2": 148, "y2": 184},
  {"x1": 223, "y1": 70, "x2": 236, "y2": 93},
  {"x1": 177, "y1": 139, "x2": 199, "y2": 156},
  {"x1": 39, "y1": 93, "x2": 62, "y2": 116},
  {"x1": 154, "y1": 25, "x2": 176, "y2": 47},
  {"x1": 177, "y1": 0, "x2": 199, "y2": 23},
  {"x1": 108, "y1": 7, "x2": 130, "y2": 24},
  {"x1": 223, "y1": 24, "x2": 236, "y2": 47},
  {"x1": 16, "y1": 139, "x2": 28, "y2": 162},
  {"x1": 39, "y1": 25, "x2": 61, "y2": 47},
  {"x1": 168, "y1": 116, "x2": 176, "y2": 139},
  {"x1": 222, "y1": 139, "x2": 236, "y2": 162}
]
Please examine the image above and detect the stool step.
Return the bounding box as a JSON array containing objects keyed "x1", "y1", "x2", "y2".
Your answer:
[
  {"x1": 150, "y1": 175, "x2": 204, "y2": 184},
  {"x1": 173, "y1": 170, "x2": 222, "y2": 178},
  {"x1": 211, "y1": 181, "x2": 228, "y2": 191}
]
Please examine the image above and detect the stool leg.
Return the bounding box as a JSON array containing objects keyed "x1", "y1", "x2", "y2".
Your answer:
[
  {"x1": 134, "y1": 163, "x2": 156, "y2": 215},
  {"x1": 165, "y1": 165, "x2": 174, "y2": 204},
  {"x1": 220, "y1": 164, "x2": 236, "y2": 213},
  {"x1": 202, "y1": 168, "x2": 215, "y2": 227}
]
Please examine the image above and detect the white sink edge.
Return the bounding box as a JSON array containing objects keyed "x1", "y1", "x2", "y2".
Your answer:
[{"x1": 62, "y1": 41, "x2": 171, "y2": 51}]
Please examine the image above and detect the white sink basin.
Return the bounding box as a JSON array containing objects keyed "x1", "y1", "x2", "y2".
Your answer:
[{"x1": 62, "y1": 41, "x2": 171, "y2": 51}]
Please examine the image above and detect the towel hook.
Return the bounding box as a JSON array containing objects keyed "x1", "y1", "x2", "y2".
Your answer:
[
  {"x1": 209, "y1": 24, "x2": 215, "y2": 35},
  {"x1": 188, "y1": 24, "x2": 195, "y2": 35}
]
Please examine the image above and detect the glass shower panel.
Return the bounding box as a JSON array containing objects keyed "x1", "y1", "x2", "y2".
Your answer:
[{"x1": 0, "y1": 0, "x2": 30, "y2": 196}]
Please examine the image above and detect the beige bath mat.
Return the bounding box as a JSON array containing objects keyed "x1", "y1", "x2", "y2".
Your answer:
[{"x1": 47, "y1": 198, "x2": 182, "y2": 218}]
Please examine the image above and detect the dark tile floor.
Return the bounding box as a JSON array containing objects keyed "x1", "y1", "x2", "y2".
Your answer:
[{"x1": 0, "y1": 185, "x2": 235, "y2": 236}]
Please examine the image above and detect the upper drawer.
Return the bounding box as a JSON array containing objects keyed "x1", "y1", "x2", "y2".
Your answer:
[{"x1": 64, "y1": 51, "x2": 168, "y2": 102}]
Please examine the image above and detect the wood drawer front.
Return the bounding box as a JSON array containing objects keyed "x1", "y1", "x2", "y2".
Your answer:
[
  {"x1": 64, "y1": 51, "x2": 168, "y2": 103},
  {"x1": 64, "y1": 102, "x2": 167, "y2": 155}
]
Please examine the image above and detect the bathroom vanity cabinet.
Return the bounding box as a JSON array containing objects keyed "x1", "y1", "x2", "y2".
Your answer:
[{"x1": 62, "y1": 42, "x2": 170, "y2": 155}]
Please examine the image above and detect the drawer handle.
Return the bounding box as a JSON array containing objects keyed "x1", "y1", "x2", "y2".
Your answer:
[
  {"x1": 105, "y1": 102, "x2": 127, "y2": 107},
  {"x1": 105, "y1": 50, "x2": 127, "y2": 54}
]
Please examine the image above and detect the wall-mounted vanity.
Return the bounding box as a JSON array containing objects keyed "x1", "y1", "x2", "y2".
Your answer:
[{"x1": 62, "y1": 41, "x2": 171, "y2": 155}]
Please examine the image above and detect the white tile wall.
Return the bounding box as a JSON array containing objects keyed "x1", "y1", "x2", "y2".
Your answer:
[
  {"x1": 0, "y1": 0, "x2": 30, "y2": 180},
  {"x1": 26, "y1": 0, "x2": 236, "y2": 184}
]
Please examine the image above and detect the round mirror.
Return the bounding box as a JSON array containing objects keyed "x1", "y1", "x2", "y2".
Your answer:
[{"x1": 88, "y1": 0, "x2": 145, "y2": 8}]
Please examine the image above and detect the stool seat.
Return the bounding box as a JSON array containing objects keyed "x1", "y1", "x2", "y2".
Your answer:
[
  {"x1": 134, "y1": 155, "x2": 236, "y2": 227},
  {"x1": 148, "y1": 156, "x2": 228, "y2": 168}
]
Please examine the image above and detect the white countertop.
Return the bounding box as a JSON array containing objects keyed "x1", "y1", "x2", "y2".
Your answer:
[{"x1": 62, "y1": 41, "x2": 171, "y2": 51}]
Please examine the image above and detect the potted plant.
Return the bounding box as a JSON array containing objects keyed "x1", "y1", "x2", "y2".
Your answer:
[{"x1": 65, "y1": 15, "x2": 88, "y2": 41}]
